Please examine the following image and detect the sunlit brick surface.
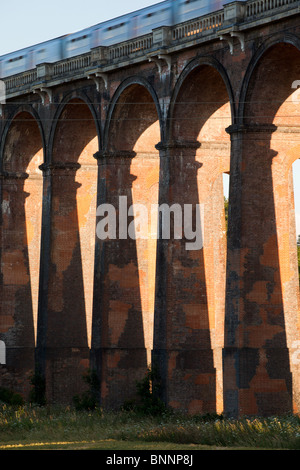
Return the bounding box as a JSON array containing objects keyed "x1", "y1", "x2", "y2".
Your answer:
[{"x1": 1, "y1": 9, "x2": 300, "y2": 417}]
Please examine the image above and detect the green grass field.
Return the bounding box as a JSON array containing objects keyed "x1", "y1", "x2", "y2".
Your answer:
[{"x1": 0, "y1": 405, "x2": 300, "y2": 451}]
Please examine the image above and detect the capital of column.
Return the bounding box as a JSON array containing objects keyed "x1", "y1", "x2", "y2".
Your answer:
[
  {"x1": 39, "y1": 162, "x2": 81, "y2": 175},
  {"x1": 155, "y1": 140, "x2": 201, "y2": 152},
  {"x1": 0, "y1": 171, "x2": 29, "y2": 180},
  {"x1": 93, "y1": 150, "x2": 137, "y2": 164},
  {"x1": 226, "y1": 123, "x2": 278, "y2": 135}
]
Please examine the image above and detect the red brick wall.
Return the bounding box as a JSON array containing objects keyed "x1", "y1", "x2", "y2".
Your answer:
[
  {"x1": 1, "y1": 18, "x2": 300, "y2": 417},
  {"x1": 44, "y1": 99, "x2": 98, "y2": 403},
  {"x1": 0, "y1": 112, "x2": 43, "y2": 396},
  {"x1": 92, "y1": 84, "x2": 161, "y2": 408}
]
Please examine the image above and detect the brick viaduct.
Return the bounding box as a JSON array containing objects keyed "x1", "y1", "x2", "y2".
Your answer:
[{"x1": 1, "y1": 0, "x2": 300, "y2": 418}]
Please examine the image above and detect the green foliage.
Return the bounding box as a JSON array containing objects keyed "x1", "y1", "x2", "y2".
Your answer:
[
  {"x1": 224, "y1": 197, "x2": 228, "y2": 232},
  {"x1": 1, "y1": 405, "x2": 300, "y2": 450},
  {"x1": 72, "y1": 369, "x2": 100, "y2": 411},
  {"x1": 29, "y1": 369, "x2": 46, "y2": 406},
  {"x1": 136, "y1": 414, "x2": 300, "y2": 449},
  {"x1": 0, "y1": 387, "x2": 24, "y2": 406},
  {"x1": 122, "y1": 365, "x2": 167, "y2": 416},
  {"x1": 190, "y1": 412, "x2": 224, "y2": 423}
]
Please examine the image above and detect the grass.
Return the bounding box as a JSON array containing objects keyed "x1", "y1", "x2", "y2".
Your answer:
[{"x1": 0, "y1": 404, "x2": 300, "y2": 450}]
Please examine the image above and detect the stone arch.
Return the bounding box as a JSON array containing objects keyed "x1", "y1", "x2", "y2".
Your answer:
[
  {"x1": 41, "y1": 95, "x2": 99, "y2": 403},
  {"x1": 48, "y1": 91, "x2": 101, "y2": 163},
  {"x1": 92, "y1": 77, "x2": 162, "y2": 409},
  {"x1": 238, "y1": 32, "x2": 300, "y2": 124},
  {"x1": 103, "y1": 76, "x2": 163, "y2": 151},
  {"x1": 153, "y1": 57, "x2": 233, "y2": 414},
  {"x1": 224, "y1": 38, "x2": 300, "y2": 417},
  {"x1": 167, "y1": 56, "x2": 236, "y2": 140},
  {"x1": 0, "y1": 105, "x2": 45, "y2": 166},
  {"x1": 0, "y1": 108, "x2": 44, "y2": 398}
]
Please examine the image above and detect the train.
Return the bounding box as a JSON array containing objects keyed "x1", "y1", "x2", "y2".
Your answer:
[{"x1": 0, "y1": 0, "x2": 241, "y2": 79}]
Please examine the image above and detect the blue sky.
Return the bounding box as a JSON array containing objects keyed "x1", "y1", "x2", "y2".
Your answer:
[
  {"x1": 1, "y1": 0, "x2": 299, "y2": 236},
  {"x1": 0, "y1": 0, "x2": 160, "y2": 55}
]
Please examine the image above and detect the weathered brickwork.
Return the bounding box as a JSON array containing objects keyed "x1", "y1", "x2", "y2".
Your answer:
[{"x1": 1, "y1": 3, "x2": 300, "y2": 417}]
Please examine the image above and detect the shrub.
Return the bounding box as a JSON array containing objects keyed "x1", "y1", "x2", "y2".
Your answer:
[
  {"x1": 29, "y1": 369, "x2": 46, "y2": 406},
  {"x1": 0, "y1": 387, "x2": 24, "y2": 406},
  {"x1": 122, "y1": 365, "x2": 167, "y2": 416},
  {"x1": 72, "y1": 369, "x2": 100, "y2": 411}
]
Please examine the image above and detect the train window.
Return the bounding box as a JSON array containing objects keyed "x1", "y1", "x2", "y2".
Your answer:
[
  {"x1": 37, "y1": 49, "x2": 46, "y2": 61},
  {"x1": 5, "y1": 55, "x2": 25, "y2": 70},
  {"x1": 107, "y1": 22, "x2": 125, "y2": 31},
  {"x1": 143, "y1": 8, "x2": 168, "y2": 19},
  {"x1": 9, "y1": 55, "x2": 23, "y2": 62},
  {"x1": 145, "y1": 11, "x2": 159, "y2": 17},
  {"x1": 71, "y1": 35, "x2": 88, "y2": 42},
  {"x1": 67, "y1": 34, "x2": 89, "y2": 52}
]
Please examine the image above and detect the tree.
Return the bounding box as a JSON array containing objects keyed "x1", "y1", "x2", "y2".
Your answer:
[{"x1": 224, "y1": 197, "x2": 228, "y2": 232}]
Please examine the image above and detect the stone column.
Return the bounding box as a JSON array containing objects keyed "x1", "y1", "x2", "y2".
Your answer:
[
  {"x1": 37, "y1": 162, "x2": 90, "y2": 404},
  {"x1": 223, "y1": 123, "x2": 300, "y2": 417},
  {"x1": 153, "y1": 139, "x2": 228, "y2": 414},
  {"x1": 92, "y1": 150, "x2": 150, "y2": 410},
  {"x1": 0, "y1": 171, "x2": 35, "y2": 397}
]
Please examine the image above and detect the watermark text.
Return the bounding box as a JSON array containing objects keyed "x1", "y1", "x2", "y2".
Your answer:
[{"x1": 96, "y1": 196, "x2": 204, "y2": 251}]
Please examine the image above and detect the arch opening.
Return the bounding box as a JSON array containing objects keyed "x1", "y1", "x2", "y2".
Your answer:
[
  {"x1": 0, "y1": 111, "x2": 43, "y2": 397},
  {"x1": 223, "y1": 172, "x2": 230, "y2": 232},
  {"x1": 294, "y1": 160, "x2": 300, "y2": 284}
]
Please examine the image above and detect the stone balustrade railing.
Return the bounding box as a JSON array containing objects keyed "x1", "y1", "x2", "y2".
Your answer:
[
  {"x1": 245, "y1": 0, "x2": 299, "y2": 19},
  {"x1": 2, "y1": 0, "x2": 300, "y2": 98}
]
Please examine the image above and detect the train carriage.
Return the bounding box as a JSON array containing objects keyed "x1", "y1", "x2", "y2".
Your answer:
[{"x1": 0, "y1": 0, "x2": 245, "y2": 78}]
